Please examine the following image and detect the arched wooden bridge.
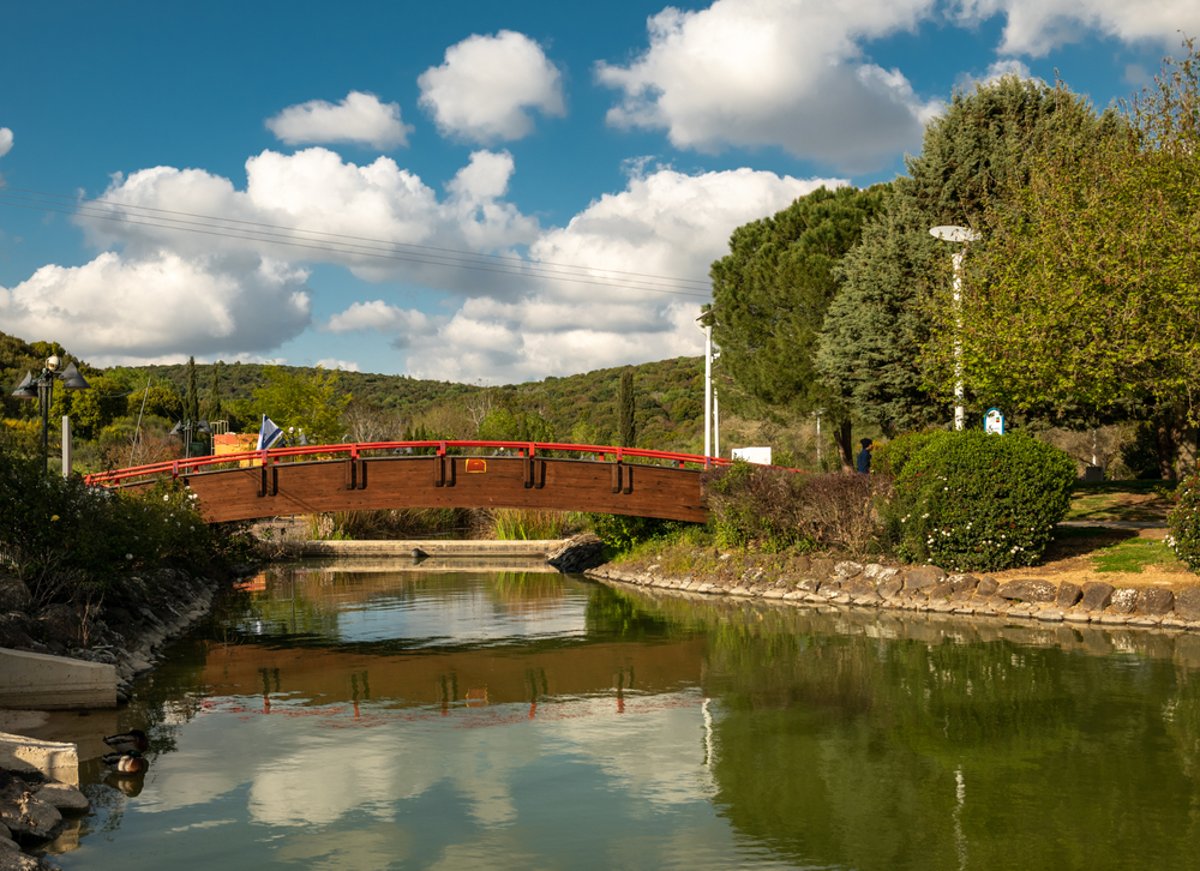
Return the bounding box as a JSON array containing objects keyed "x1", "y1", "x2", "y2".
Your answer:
[{"x1": 83, "y1": 441, "x2": 734, "y2": 524}]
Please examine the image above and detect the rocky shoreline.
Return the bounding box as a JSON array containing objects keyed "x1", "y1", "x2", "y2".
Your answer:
[
  {"x1": 0, "y1": 567, "x2": 224, "y2": 870},
  {"x1": 585, "y1": 553, "x2": 1200, "y2": 631}
]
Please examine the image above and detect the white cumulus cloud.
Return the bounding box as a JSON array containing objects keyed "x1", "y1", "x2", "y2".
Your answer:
[
  {"x1": 0, "y1": 127, "x2": 12, "y2": 158},
  {"x1": 20, "y1": 141, "x2": 839, "y2": 380},
  {"x1": 0, "y1": 251, "x2": 311, "y2": 364},
  {"x1": 953, "y1": 0, "x2": 1200, "y2": 56},
  {"x1": 79, "y1": 147, "x2": 540, "y2": 290},
  {"x1": 381, "y1": 166, "x2": 845, "y2": 383},
  {"x1": 265, "y1": 91, "x2": 413, "y2": 149},
  {"x1": 418, "y1": 30, "x2": 565, "y2": 142},
  {"x1": 597, "y1": 0, "x2": 941, "y2": 171}
]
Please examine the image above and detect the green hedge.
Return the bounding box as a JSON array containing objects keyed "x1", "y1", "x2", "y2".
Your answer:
[
  {"x1": 889, "y1": 431, "x2": 1075, "y2": 571},
  {"x1": 1168, "y1": 473, "x2": 1200, "y2": 572}
]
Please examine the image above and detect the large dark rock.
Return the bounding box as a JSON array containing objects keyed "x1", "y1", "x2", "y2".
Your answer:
[
  {"x1": 0, "y1": 776, "x2": 61, "y2": 841},
  {"x1": 975, "y1": 576, "x2": 999, "y2": 597},
  {"x1": 995, "y1": 579, "x2": 1057, "y2": 603},
  {"x1": 1175, "y1": 586, "x2": 1200, "y2": 620},
  {"x1": 928, "y1": 581, "x2": 957, "y2": 600},
  {"x1": 548, "y1": 534, "x2": 606, "y2": 573},
  {"x1": 34, "y1": 604, "x2": 79, "y2": 648},
  {"x1": 841, "y1": 576, "x2": 877, "y2": 596},
  {"x1": 1137, "y1": 588, "x2": 1175, "y2": 616},
  {"x1": 904, "y1": 566, "x2": 946, "y2": 592},
  {"x1": 1056, "y1": 582, "x2": 1083, "y2": 608},
  {"x1": 0, "y1": 615, "x2": 36, "y2": 651},
  {"x1": 1080, "y1": 582, "x2": 1115, "y2": 611},
  {"x1": 0, "y1": 576, "x2": 30, "y2": 612}
]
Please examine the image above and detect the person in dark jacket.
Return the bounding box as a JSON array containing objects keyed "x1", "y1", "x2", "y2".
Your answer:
[{"x1": 856, "y1": 438, "x2": 873, "y2": 474}]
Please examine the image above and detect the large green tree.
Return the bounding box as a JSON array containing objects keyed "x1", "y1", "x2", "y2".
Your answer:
[
  {"x1": 818, "y1": 76, "x2": 1120, "y2": 436},
  {"x1": 949, "y1": 47, "x2": 1200, "y2": 476},
  {"x1": 252, "y1": 366, "x2": 351, "y2": 445},
  {"x1": 710, "y1": 185, "x2": 885, "y2": 465}
]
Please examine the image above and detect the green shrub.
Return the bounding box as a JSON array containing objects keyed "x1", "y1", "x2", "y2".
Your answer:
[
  {"x1": 889, "y1": 431, "x2": 1075, "y2": 571},
  {"x1": 873, "y1": 429, "x2": 942, "y2": 477},
  {"x1": 586, "y1": 513, "x2": 685, "y2": 553},
  {"x1": 703, "y1": 462, "x2": 885, "y2": 554},
  {"x1": 1168, "y1": 473, "x2": 1200, "y2": 572},
  {"x1": 0, "y1": 444, "x2": 215, "y2": 607}
]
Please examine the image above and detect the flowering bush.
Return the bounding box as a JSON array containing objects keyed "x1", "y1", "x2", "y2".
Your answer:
[
  {"x1": 888, "y1": 431, "x2": 1075, "y2": 571},
  {"x1": 1168, "y1": 473, "x2": 1200, "y2": 572},
  {"x1": 0, "y1": 437, "x2": 216, "y2": 606}
]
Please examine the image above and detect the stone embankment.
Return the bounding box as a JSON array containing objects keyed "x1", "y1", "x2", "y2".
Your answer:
[
  {"x1": 586, "y1": 555, "x2": 1200, "y2": 631},
  {"x1": 0, "y1": 770, "x2": 88, "y2": 870},
  {"x1": 0, "y1": 566, "x2": 222, "y2": 869}
]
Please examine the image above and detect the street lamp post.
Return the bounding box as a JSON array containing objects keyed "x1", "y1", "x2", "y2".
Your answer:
[
  {"x1": 170, "y1": 419, "x2": 212, "y2": 459},
  {"x1": 695, "y1": 309, "x2": 719, "y2": 461},
  {"x1": 929, "y1": 225, "x2": 981, "y2": 430},
  {"x1": 10, "y1": 355, "x2": 91, "y2": 474}
]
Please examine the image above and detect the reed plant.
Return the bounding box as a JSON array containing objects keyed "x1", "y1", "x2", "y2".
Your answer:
[{"x1": 489, "y1": 508, "x2": 584, "y2": 540}]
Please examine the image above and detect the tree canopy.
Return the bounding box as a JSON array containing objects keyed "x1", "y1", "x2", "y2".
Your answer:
[
  {"x1": 819, "y1": 75, "x2": 1122, "y2": 435},
  {"x1": 710, "y1": 184, "x2": 885, "y2": 462}
]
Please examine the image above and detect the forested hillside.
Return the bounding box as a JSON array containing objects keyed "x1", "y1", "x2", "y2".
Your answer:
[{"x1": 1, "y1": 330, "x2": 730, "y2": 469}]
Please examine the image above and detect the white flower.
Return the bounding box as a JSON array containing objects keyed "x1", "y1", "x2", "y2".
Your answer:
[{"x1": 125, "y1": 553, "x2": 133, "y2": 560}]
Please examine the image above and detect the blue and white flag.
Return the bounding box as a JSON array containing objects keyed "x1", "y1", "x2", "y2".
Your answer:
[{"x1": 256, "y1": 415, "x2": 284, "y2": 450}]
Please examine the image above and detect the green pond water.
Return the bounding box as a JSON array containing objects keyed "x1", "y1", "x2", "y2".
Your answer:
[{"x1": 42, "y1": 564, "x2": 1200, "y2": 869}]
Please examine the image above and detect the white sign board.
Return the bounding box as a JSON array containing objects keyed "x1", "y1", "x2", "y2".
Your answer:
[
  {"x1": 984, "y1": 408, "x2": 1005, "y2": 435},
  {"x1": 732, "y1": 446, "x2": 772, "y2": 465}
]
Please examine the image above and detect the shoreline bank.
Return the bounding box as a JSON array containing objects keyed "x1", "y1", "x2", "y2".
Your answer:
[{"x1": 585, "y1": 554, "x2": 1200, "y2": 632}]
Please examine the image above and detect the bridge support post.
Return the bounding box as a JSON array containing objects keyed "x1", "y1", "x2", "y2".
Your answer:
[
  {"x1": 258, "y1": 463, "x2": 278, "y2": 497},
  {"x1": 610, "y1": 462, "x2": 633, "y2": 495},
  {"x1": 434, "y1": 455, "x2": 455, "y2": 487},
  {"x1": 523, "y1": 457, "x2": 546, "y2": 489},
  {"x1": 344, "y1": 457, "x2": 366, "y2": 490}
]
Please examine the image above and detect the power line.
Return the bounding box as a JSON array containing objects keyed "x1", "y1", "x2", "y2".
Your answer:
[{"x1": 0, "y1": 187, "x2": 713, "y2": 300}]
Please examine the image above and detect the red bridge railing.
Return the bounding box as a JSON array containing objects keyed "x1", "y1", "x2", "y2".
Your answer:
[{"x1": 83, "y1": 440, "x2": 734, "y2": 488}]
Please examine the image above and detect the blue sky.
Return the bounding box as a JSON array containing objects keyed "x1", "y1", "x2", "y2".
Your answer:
[{"x1": 1, "y1": 0, "x2": 1195, "y2": 384}]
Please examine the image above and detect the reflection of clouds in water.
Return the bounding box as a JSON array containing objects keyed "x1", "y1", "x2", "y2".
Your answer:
[
  {"x1": 336, "y1": 587, "x2": 587, "y2": 645},
  {"x1": 134, "y1": 691, "x2": 714, "y2": 832},
  {"x1": 541, "y1": 694, "x2": 718, "y2": 807},
  {"x1": 250, "y1": 729, "x2": 408, "y2": 826}
]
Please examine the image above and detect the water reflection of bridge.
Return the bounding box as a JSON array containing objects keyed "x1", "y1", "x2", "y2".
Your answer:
[
  {"x1": 198, "y1": 637, "x2": 706, "y2": 713},
  {"x1": 208, "y1": 567, "x2": 706, "y2": 714}
]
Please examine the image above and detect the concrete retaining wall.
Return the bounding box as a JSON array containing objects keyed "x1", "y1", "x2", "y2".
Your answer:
[
  {"x1": 282, "y1": 539, "x2": 567, "y2": 559},
  {"x1": 0, "y1": 731, "x2": 79, "y2": 786},
  {"x1": 0, "y1": 648, "x2": 117, "y2": 710}
]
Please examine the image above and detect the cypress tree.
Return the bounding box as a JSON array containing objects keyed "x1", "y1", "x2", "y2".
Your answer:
[{"x1": 619, "y1": 368, "x2": 636, "y2": 448}]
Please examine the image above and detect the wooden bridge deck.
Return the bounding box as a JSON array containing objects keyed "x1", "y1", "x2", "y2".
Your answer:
[{"x1": 85, "y1": 441, "x2": 732, "y2": 524}]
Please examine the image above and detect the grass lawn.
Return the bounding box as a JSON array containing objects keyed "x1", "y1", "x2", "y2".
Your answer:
[
  {"x1": 1052, "y1": 481, "x2": 1189, "y2": 579},
  {"x1": 1066, "y1": 479, "x2": 1175, "y2": 524},
  {"x1": 1091, "y1": 536, "x2": 1184, "y2": 574}
]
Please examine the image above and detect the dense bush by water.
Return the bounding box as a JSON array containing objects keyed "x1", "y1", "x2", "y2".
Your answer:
[
  {"x1": 0, "y1": 437, "x2": 251, "y2": 648},
  {"x1": 888, "y1": 431, "x2": 1075, "y2": 571},
  {"x1": 1168, "y1": 473, "x2": 1200, "y2": 571},
  {"x1": 703, "y1": 462, "x2": 886, "y2": 555}
]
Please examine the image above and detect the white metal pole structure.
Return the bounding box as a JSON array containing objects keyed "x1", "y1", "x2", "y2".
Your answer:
[
  {"x1": 929, "y1": 225, "x2": 981, "y2": 430},
  {"x1": 713, "y1": 387, "x2": 720, "y2": 459},
  {"x1": 696, "y1": 310, "x2": 716, "y2": 461}
]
